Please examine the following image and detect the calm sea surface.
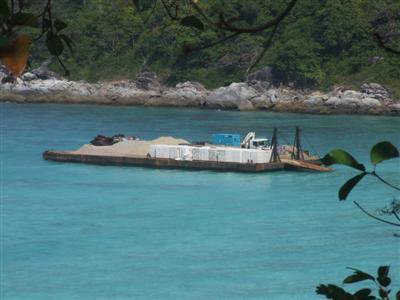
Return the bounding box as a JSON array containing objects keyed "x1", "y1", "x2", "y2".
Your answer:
[{"x1": 1, "y1": 102, "x2": 399, "y2": 299}]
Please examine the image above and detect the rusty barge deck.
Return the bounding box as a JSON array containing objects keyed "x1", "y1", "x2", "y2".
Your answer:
[{"x1": 43, "y1": 151, "x2": 330, "y2": 173}]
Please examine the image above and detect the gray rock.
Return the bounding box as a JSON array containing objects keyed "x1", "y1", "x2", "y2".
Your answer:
[
  {"x1": 249, "y1": 95, "x2": 274, "y2": 109},
  {"x1": 266, "y1": 89, "x2": 279, "y2": 103},
  {"x1": 363, "y1": 83, "x2": 384, "y2": 90},
  {"x1": 0, "y1": 76, "x2": 396, "y2": 115},
  {"x1": 175, "y1": 81, "x2": 206, "y2": 91},
  {"x1": 342, "y1": 90, "x2": 363, "y2": 99},
  {"x1": 360, "y1": 83, "x2": 390, "y2": 101},
  {"x1": 361, "y1": 97, "x2": 381, "y2": 107},
  {"x1": 21, "y1": 72, "x2": 38, "y2": 81},
  {"x1": 31, "y1": 59, "x2": 61, "y2": 80},
  {"x1": 389, "y1": 103, "x2": 400, "y2": 112},
  {"x1": 304, "y1": 96, "x2": 324, "y2": 105},
  {"x1": 326, "y1": 96, "x2": 346, "y2": 106},
  {"x1": 161, "y1": 81, "x2": 208, "y2": 106},
  {"x1": 238, "y1": 100, "x2": 255, "y2": 111},
  {"x1": 206, "y1": 82, "x2": 258, "y2": 108}
]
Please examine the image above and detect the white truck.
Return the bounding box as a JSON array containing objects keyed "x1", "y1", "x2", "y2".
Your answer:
[{"x1": 241, "y1": 132, "x2": 271, "y2": 149}]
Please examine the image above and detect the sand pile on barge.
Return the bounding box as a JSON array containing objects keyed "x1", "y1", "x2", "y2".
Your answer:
[{"x1": 73, "y1": 136, "x2": 189, "y2": 157}]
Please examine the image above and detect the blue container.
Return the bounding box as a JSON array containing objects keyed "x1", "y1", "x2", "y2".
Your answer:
[{"x1": 212, "y1": 133, "x2": 241, "y2": 147}]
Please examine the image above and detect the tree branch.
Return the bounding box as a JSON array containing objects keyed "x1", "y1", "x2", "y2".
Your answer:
[
  {"x1": 246, "y1": 24, "x2": 279, "y2": 74},
  {"x1": 393, "y1": 211, "x2": 400, "y2": 223},
  {"x1": 372, "y1": 172, "x2": 400, "y2": 191},
  {"x1": 183, "y1": 32, "x2": 240, "y2": 54},
  {"x1": 354, "y1": 201, "x2": 400, "y2": 227}
]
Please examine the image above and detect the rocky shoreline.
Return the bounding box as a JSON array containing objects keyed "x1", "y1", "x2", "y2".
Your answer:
[{"x1": 1, "y1": 69, "x2": 399, "y2": 115}]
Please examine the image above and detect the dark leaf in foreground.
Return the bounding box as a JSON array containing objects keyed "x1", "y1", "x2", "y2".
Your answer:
[
  {"x1": 54, "y1": 19, "x2": 68, "y2": 32},
  {"x1": 353, "y1": 288, "x2": 372, "y2": 298},
  {"x1": 316, "y1": 284, "x2": 353, "y2": 299},
  {"x1": 379, "y1": 288, "x2": 389, "y2": 299},
  {"x1": 377, "y1": 266, "x2": 390, "y2": 285},
  {"x1": 181, "y1": 16, "x2": 204, "y2": 31},
  {"x1": 370, "y1": 142, "x2": 399, "y2": 165},
  {"x1": 60, "y1": 34, "x2": 75, "y2": 54},
  {"x1": 339, "y1": 173, "x2": 366, "y2": 200},
  {"x1": 343, "y1": 268, "x2": 375, "y2": 284},
  {"x1": 377, "y1": 276, "x2": 391, "y2": 287},
  {"x1": 377, "y1": 265, "x2": 390, "y2": 278},
  {"x1": 322, "y1": 149, "x2": 365, "y2": 171}
]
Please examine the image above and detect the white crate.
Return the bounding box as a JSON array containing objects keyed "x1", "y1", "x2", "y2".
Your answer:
[
  {"x1": 168, "y1": 146, "x2": 178, "y2": 159},
  {"x1": 192, "y1": 147, "x2": 200, "y2": 160},
  {"x1": 217, "y1": 149, "x2": 226, "y2": 162},
  {"x1": 150, "y1": 145, "x2": 170, "y2": 158},
  {"x1": 209, "y1": 148, "x2": 218, "y2": 161},
  {"x1": 224, "y1": 148, "x2": 242, "y2": 163},
  {"x1": 180, "y1": 145, "x2": 193, "y2": 161},
  {"x1": 199, "y1": 147, "x2": 209, "y2": 161},
  {"x1": 240, "y1": 149, "x2": 265, "y2": 164}
]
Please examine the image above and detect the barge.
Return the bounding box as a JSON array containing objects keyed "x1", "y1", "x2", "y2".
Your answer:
[{"x1": 43, "y1": 127, "x2": 331, "y2": 173}]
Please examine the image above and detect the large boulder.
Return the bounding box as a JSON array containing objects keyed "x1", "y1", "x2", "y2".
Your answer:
[
  {"x1": 31, "y1": 59, "x2": 61, "y2": 80},
  {"x1": 160, "y1": 81, "x2": 208, "y2": 107},
  {"x1": 360, "y1": 83, "x2": 390, "y2": 101},
  {"x1": 250, "y1": 94, "x2": 274, "y2": 109},
  {"x1": 21, "y1": 72, "x2": 38, "y2": 81},
  {"x1": 303, "y1": 96, "x2": 325, "y2": 106},
  {"x1": 361, "y1": 97, "x2": 381, "y2": 107},
  {"x1": 389, "y1": 103, "x2": 400, "y2": 114},
  {"x1": 326, "y1": 96, "x2": 348, "y2": 106},
  {"x1": 342, "y1": 90, "x2": 363, "y2": 99},
  {"x1": 206, "y1": 82, "x2": 258, "y2": 108}
]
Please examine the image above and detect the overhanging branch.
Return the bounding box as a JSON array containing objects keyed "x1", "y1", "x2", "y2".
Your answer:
[{"x1": 354, "y1": 201, "x2": 400, "y2": 227}]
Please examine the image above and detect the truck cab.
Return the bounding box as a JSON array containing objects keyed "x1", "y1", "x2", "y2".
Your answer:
[
  {"x1": 250, "y1": 138, "x2": 270, "y2": 149},
  {"x1": 241, "y1": 132, "x2": 271, "y2": 149}
]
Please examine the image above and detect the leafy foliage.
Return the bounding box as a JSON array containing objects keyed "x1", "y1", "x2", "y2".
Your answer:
[
  {"x1": 322, "y1": 142, "x2": 399, "y2": 201},
  {"x1": 5, "y1": 0, "x2": 398, "y2": 93},
  {"x1": 338, "y1": 173, "x2": 367, "y2": 201},
  {"x1": 318, "y1": 142, "x2": 399, "y2": 298},
  {"x1": 370, "y1": 142, "x2": 400, "y2": 165},
  {"x1": 322, "y1": 150, "x2": 366, "y2": 172},
  {"x1": 343, "y1": 268, "x2": 375, "y2": 284},
  {"x1": 317, "y1": 266, "x2": 397, "y2": 300},
  {"x1": 0, "y1": 0, "x2": 74, "y2": 75}
]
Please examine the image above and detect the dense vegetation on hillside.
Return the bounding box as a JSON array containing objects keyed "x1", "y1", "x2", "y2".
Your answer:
[{"x1": 25, "y1": 0, "x2": 400, "y2": 94}]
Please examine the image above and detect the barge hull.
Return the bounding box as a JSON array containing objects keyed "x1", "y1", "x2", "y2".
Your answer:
[{"x1": 43, "y1": 151, "x2": 285, "y2": 172}]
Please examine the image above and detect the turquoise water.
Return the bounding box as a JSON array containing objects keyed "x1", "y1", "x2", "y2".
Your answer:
[{"x1": 1, "y1": 102, "x2": 399, "y2": 299}]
